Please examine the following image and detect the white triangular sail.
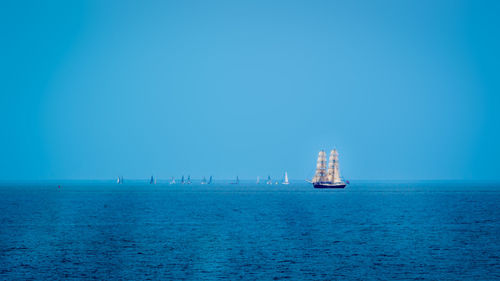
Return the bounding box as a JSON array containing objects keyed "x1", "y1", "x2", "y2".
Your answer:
[{"x1": 283, "y1": 172, "x2": 289, "y2": 184}]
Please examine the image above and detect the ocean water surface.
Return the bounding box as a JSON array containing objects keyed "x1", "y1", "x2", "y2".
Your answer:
[{"x1": 0, "y1": 181, "x2": 499, "y2": 280}]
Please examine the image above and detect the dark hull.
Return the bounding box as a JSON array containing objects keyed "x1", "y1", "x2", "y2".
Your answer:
[{"x1": 313, "y1": 183, "x2": 346, "y2": 189}]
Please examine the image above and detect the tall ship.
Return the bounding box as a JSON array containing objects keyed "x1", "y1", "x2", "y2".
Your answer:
[{"x1": 310, "y1": 149, "x2": 347, "y2": 188}]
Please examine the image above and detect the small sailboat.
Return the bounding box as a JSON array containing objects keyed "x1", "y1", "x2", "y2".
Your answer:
[
  {"x1": 150, "y1": 175, "x2": 156, "y2": 184},
  {"x1": 310, "y1": 149, "x2": 347, "y2": 188},
  {"x1": 266, "y1": 176, "x2": 272, "y2": 185},
  {"x1": 170, "y1": 177, "x2": 176, "y2": 184},
  {"x1": 186, "y1": 175, "x2": 192, "y2": 184},
  {"x1": 201, "y1": 176, "x2": 207, "y2": 184},
  {"x1": 231, "y1": 176, "x2": 239, "y2": 184},
  {"x1": 256, "y1": 176, "x2": 260, "y2": 184},
  {"x1": 117, "y1": 176, "x2": 124, "y2": 184},
  {"x1": 208, "y1": 176, "x2": 213, "y2": 184},
  {"x1": 282, "y1": 172, "x2": 289, "y2": 185},
  {"x1": 181, "y1": 175, "x2": 185, "y2": 184}
]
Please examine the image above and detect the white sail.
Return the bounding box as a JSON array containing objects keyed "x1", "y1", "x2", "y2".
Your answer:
[
  {"x1": 283, "y1": 172, "x2": 289, "y2": 184},
  {"x1": 327, "y1": 150, "x2": 335, "y2": 182},
  {"x1": 327, "y1": 149, "x2": 342, "y2": 183},
  {"x1": 312, "y1": 150, "x2": 327, "y2": 183}
]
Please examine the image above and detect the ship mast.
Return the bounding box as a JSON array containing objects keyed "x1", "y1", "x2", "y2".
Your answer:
[
  {"x1": 313, "y1": 150, "x2": 327, "y2": 183},
  {"x1": 327, "y1": 149, "x2": 341, "y2": 183}
]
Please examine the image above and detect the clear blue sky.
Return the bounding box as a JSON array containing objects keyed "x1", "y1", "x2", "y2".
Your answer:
[{"x1": 1, "y1": 0, "x2": 499, "y2": 180}]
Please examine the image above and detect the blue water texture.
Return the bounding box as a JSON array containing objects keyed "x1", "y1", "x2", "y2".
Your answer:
[{"x1": 0, "y1": 181, "x2": 499, "y2": 280}]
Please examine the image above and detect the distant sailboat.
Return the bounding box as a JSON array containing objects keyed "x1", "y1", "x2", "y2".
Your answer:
[
  {"x1": 310, "y1": 149, "x2": 347, "y2": 188},
  {"x1": 170, "y1": 177, "x2": 176, "y2": 184},
  {"x1": 150, "y1": 175, "x2": 156, "y2": 184},
  {"x1": 208, "y1": 176, "x2": 213, "y2": 184},
  {"x1": 186, "y1": 175, "x2": 192, "y2": 184},
  {"x1": 201, "y1": 176, "x2": 207, "y2": 184},
  {"x1": 266, "y1": 176, "x2": 272, "y2": 185},
  {"x1": 256, "y1": 176, "x2": 260, "y2": 184},
  {"x1": 231, "y1": 176, "x2": 239, "y2": 185},
  {"x1": 181, "y1": 175, "x2": 185, "y2": 184},
  {"x1": 282, "y1": 172, "x2": 289, "y2": 185},
  {"x1": 117, "y1": 176, "x2": 123, "y2": 184}
]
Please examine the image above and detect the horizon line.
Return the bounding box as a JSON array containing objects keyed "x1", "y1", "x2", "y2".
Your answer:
[{"x1": 0, "y1": 179, "x2": 499, "y2": 183}]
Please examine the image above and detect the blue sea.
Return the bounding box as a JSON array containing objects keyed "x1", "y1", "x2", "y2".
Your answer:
[{"x1": 0, "y1": 181, "x2": 499, "y2": 280}]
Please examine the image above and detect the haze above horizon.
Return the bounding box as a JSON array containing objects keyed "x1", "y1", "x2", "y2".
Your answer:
[{"x1": 1, "y1": 0, "x2": 499, "y2": 181}]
